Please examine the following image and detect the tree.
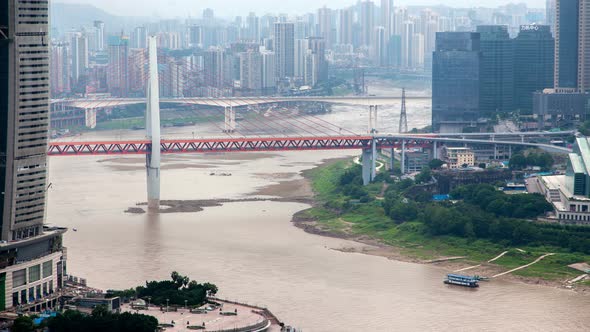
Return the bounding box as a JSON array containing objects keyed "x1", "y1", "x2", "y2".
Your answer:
[
  {"x1": 509, "y1": 153, "x2": 527, "y2": 170},
  {"x1": 414, "y1": 167, "x2": 432, "y2": 184},
  {"x1": 12, "y1": 316, "x2": 34, "y2": 332},
  {"x1": 428, "y1": 159, "x2": 444, "y2": 170}
]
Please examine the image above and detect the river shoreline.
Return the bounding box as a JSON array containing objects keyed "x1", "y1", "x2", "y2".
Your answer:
[{"x1": 272, "y1": 158, "x2": 590, "y2": 294}]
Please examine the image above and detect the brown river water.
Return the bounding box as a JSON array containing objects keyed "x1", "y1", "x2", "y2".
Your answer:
[{"x1": 46, "y1": 96, "x2": 590, "y2": 331}]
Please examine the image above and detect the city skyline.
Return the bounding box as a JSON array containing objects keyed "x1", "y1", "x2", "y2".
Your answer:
[{"x1": 55, "y1": 0, "x2": 548, "y2": 18}]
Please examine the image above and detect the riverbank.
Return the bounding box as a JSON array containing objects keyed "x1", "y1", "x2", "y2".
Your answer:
[{"x1": 284, "y1": 158, "x2": 590, "y2": 293}]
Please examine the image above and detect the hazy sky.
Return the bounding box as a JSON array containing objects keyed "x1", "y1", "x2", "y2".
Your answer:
[{"x1": 57, "y1": 0, "x2": 546, "y2": 18}]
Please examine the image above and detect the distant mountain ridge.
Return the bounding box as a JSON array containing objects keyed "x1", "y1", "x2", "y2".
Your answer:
[{"x1": 50, "y1": 2, "x2": 150, "y2": 37}]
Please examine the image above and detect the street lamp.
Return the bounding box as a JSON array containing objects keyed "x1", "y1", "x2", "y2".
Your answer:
[
  {"x1": 184, "y1": 300, "x2": 187, "y2": 310},
  {"x1": 166, "y1": 299, "x2": 169, "y2": 312}
]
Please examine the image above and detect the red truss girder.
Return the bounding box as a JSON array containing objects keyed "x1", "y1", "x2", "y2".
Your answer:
[{"x1": 47, "y1": 136, "x2": 433, "y2": 156}]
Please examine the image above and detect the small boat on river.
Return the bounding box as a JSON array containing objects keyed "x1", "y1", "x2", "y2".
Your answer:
[{"x1": 444, "y1": 274, "x2": 479, "y2": 288}]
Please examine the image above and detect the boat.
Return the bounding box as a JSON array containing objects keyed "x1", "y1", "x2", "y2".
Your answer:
[
  {"x1": 444, "y1": 274, "x2": 479, "y2": 288},
  {"x1": 473, "y1": 275, "x2": 490, "y2": 281}
]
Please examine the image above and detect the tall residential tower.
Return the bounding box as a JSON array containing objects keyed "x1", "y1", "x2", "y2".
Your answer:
[{"x1": 0, "y1": 0, "x2": 67, "y2": 311}]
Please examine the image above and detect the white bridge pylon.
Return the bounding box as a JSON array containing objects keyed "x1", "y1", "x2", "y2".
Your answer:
[
  {"x1": 224, "y1": 106, "x2": 236, "y2": 133},
  {"x1": 146, "y1": 36, "x2": 161, "y2": 211}
]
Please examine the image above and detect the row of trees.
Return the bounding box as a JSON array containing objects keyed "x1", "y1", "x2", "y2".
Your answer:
[
  {"x1": 450, "y1": 184, "x2": 552, "y2": 219},
  {"x1": 13, "y1": 306, "x2": 158, "y2": 332},
  {"x1": 509, "y1": 152, "x2": 554, "y2": 171},
  {"x1": 108, "y1": 272, "x2": 218, "y2": 307},
  {"x1": 333, "y1": 163, "x2": 590, "y2": 254}
]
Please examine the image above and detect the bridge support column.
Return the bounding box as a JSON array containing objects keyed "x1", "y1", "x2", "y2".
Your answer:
[
  {"x1": 84, "y1": 108, "x2": 97, "y2": 129},
  {"x1": 371, "y1": 137, "x2": 377, "y2": 180},
  {"x1": 433, "y1": 141, "x2": 438, "y2": 159},
  {"x1": 362, "y1": 149, "x2": 373, "y2": 186},
  {"x1": 493, "y1": 144, "x2": 497, "y2": 161},
  {"x1": 146, "y1": 36, "x2": 161, "y2": 211},
  {"x1": 401, "y1": 139, "x2": 406, "y2": 175},
  {"x1": 224, "y1": 106, "x2": 236, "y2": 133},
  {"x1": 368, "y1": 105, "x2": 378, "y2": 134}
]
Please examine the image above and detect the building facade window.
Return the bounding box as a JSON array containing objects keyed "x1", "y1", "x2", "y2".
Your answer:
[
  {"x1": 42, "y1": 260, "x2": 52, "y2": 278},
  {"x1": 12, "y1": 269, "x2": 26, "y2": 287},
  {"x1": 28, "y1": 264, "x2": 40, "y2": 282}
]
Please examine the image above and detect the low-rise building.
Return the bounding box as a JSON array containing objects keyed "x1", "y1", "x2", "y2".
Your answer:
[
  {"x1": 537, "y1": 136, "x2": 590, "y2": 225},
  {"x1": 442, "y1": 147, "x2": 476, "y2": 169}
]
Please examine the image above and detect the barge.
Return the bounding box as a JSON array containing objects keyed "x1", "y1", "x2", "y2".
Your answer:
[{"x1": 444, "y1": 274, "x2": 479, "y2": 288}]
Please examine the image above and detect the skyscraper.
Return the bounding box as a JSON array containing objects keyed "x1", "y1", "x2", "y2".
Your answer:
[
  {"x1": 70, "y1": 33, "x2": 89, "y2": 84},
  {"x1": 273, "y1": 22, "x2": 295, "y2": 79},
  {"x1": 477, "y1": 25, "x2": 514, "y2": 116},
  {"x1": 514, "y1": 25, "x2": 554, "y2": 111},
  {"x1": 51, "y1": 43, "x2": 71, "y2": 96},
  {"x1": 107, "y1": 36, "x2": 130, "y2": 97},
  {"x1": 580, "y1": 1, "x2": 590, "y2": 91},
  {"x1": 93, "y1": 20, "x2": 105, "y2": 51},
  {"x1": 372, "y1": 27, "x2": 387, "y2": 67},
  {"x1": 360, "y1": 1, "x2": 375, "y2": 48},
  {"x1": 546, "y1": 0, "x2": 556, "y2": 31},
  {"x1": 261, "y1": 50, "x2": 276, "y2": 90},
  {"x1": 555, "y1": 0, "x2": 580, "y2": 89},
  {"x1": 247, "y1": 13, "x2": 260, "y2": 43},
  {"x1": 132, "y1": 26, "x2": 148, "y2": 49},
  {"x1": 381, "y1": 0, "x2": 394, "y2": 39},
  {"x1": 401, "y1": 20, "x2": 415, "y2": 68},
  {"x1": 1, "y1": 0, "x2": 67, "y2": 311},
  {"x1": 239, "y1": 50, "x2": 263, "y2": 92},
  {"x1": 339, "y1": 8, "x2": 354, "y2": 45},
  {"x1": 317, "y1": 7, "x2": 333, "y2": 47},
  {"x1": 432, "y1": 32, "x2": 481, "y2": 132}
]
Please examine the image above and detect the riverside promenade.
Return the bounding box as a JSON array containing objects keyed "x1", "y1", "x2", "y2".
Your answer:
[{"x1": 122, "y1": 298, "x2": 284, "y2": 332}]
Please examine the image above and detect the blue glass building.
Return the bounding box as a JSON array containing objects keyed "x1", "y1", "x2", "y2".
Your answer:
[{"x1": 432, "y1": 32, "x2": 481, "y2": 132}]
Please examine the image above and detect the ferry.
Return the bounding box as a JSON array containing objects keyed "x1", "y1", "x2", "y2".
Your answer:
[{"x1": 444, "y1": 274, "x2": 479, "y2": 288}]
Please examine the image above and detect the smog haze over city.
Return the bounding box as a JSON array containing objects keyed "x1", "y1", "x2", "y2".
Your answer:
[{"x1": 56, "y1": 0, "x2": 547, "y2": 17}]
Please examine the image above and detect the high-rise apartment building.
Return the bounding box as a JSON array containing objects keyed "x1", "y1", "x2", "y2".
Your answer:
[
  {"x1": 261, "y1": 51, "x2": 276, "y2": 90},
  {"x1": 339, "y1": 8, "x2": 354, "y2": 45},
  {"x1": 0, "y1": 0, "x2": 67, "y2": 311},
  {"x1": 239, "y1": 50, "x2": 263, "y2": 91},
  {"x1": 247, "y1": 13, "x2": 260, "y2": 43},
  {"x1": 204, "y1": 47, "x2": 227, "y2": 89},
  {"x1": 401, "y1": 20, "x2": 415, "y2": 68},
  {"x1": 132, "y1": 27, "x2": 148, "y2": 49},
  {"x1": 273, "y1": 22, "x2": 295, "y2": 80},
  {"x1": 477, "y1": 25, "x2": 514, "y2": 116},
  {"x1": 381, "y1": 0, "x2": 394, "y2": 39},
  {"x1": 294, "y1": 39, "x2": 308, "y2": 79},
  {"x1": 70, "y1": 33, "x2": 89, "y2": 84},
  {"x1": 50, "y1": 43, "x2": 71, "y2": 96},
  {"x1": 107, "y1": 36, "x2": 130, "y2": 97},
  {"x1": 93, "y1": 20, "x2": 105, "y2": 51},
  {"x1": 372, "y1": 27, "x2": 387, "y2": 67},
  {"x1": 360, "y1": 1, "x2": 375, "y2": 48},
  {"x1": 432, "y1": 32, "x2": 481, "y2": 132},
  {"x1": 513, "y1": 25, "x2": 554, "y2": 111},
  {"x1": 317, "y1": 7, "x2": 333, "y2": 47}
]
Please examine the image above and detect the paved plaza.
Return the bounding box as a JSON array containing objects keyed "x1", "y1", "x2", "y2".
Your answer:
[{"x1": 122, "y1": 302, "x2": 272, "y2": 331}]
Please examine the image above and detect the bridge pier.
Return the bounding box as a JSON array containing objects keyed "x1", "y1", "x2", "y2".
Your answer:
[
  {"x1": 224, "y1": 106, "x2": 236, "y2": 133},
  {"x1": 400, "y1": 139, "x2": 406, "y2": 175},
  {"x1": 433, "y1": 141, "x2": 438, "y2": 159},
  {"x1": 362, "y1": 149, "x2": 373, "y2": 186},
  {"x1": 146, "y1": 36, "x2": 161, "y2": 211}
]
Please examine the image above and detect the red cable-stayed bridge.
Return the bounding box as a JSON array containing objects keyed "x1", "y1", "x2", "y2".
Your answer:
[{"x1": 47, "y1": 36, "x2": 574, "y2": 209}]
